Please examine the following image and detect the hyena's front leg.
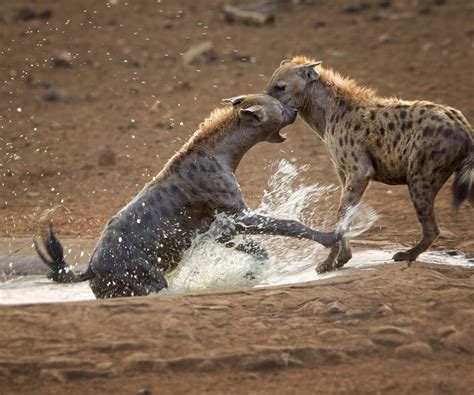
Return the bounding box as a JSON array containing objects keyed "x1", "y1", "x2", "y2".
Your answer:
[
  {"x1": 318, "y1": 155, "x2": 374, "y2": 273},
  {"x1": 233, "y1": 213, "x2": 340, "y2": 247}
]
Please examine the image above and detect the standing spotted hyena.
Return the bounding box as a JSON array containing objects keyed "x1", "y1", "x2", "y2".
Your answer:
[
  {"x1": 267, "y1": 56, "x2": 473, "y2": 273},
  {"x1": 35, "y1": 94, "x2": 350, "y2": 299}
]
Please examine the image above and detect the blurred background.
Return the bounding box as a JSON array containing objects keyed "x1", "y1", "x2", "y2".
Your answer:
[{"x1": 0, "y1": 0, "x2": 473, "y2": 248}]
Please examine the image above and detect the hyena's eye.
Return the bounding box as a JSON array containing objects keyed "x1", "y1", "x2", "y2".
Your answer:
[{"x1": 276, "y1": 82, "x2": 286, "y2": 91}]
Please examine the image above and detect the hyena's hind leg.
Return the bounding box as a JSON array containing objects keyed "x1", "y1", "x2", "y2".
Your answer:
[{"x1": 392, "y1": 175, "x2": 446, "y2": 262}]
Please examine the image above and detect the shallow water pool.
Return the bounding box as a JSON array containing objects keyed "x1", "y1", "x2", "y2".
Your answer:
[{"x1": 1, "y1": 249, "x2": 472, "y2": 305}]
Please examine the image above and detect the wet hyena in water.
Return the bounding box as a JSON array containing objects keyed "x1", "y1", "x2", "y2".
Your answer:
[
  {"x1": 267, "y1": 56, "x2": 473, "y2": 273},
  {"x1": 36, "y1": 94, "x2": 346, "y2": 299}
]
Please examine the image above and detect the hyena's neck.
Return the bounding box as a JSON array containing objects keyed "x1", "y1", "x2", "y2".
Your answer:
[
  {"x1": 300, "y1": 81, "x2": 366, "y2": 138},
  {"x1": 299, "y1": 82, "x2": 336, "y2": 138},
  {"x1": 202, "y1": 126, "x2": 260, "y2": 173}
]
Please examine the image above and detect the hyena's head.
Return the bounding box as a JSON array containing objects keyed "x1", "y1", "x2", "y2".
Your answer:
[
  {"x1": 222, "y1": 94, "x2": 297, "y2": 143},
  {"x1": 267, "y1": 59, "x2": 322, "y2": 109}
]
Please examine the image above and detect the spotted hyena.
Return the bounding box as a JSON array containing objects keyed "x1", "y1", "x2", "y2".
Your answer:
[
  {"x1": 267, "y1": 56, "x2": 473, "y2": 273},
  {"x1": 36, "y1": 94, "x2": 347, "y2": 299}
]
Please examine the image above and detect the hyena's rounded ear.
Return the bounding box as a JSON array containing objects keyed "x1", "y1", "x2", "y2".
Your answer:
[
  {"x1": 299, "y1": 62, "x2": 322, "y2": 82},
  {"x1": 239, "y1": 105, "x2": 263, "y2": 123},
  {"x1": 222, "y1": 96, "x2": 245, "y2": 106},
  {"x1": 280, "y1": 59, "x2": 291, "y2": 66}
]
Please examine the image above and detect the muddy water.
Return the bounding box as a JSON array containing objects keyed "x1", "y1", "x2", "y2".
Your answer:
[
  {"x1": 1, "y1": 160, "x2": 472, "y2": 305},
  {"x1": 1, "y1": 249, "x2": 472, "y2": 305}
]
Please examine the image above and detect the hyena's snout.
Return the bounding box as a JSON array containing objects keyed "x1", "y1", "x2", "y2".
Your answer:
[{"x1": 282, "y1": 104, "x2": 297, "y2": 124}]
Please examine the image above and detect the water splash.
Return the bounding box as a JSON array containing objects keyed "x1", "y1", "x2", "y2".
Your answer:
[{"x1": 163, "y1": 159, "x2": 377, "y2": 294}]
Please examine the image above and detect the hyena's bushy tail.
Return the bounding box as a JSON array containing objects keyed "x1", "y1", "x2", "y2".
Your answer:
[
  {"x1": 452, "y1": 144, "x2": 473, "y2": 209},
  {"x1": 34, "y1": 224, "x2": 94, "y2": 283}
]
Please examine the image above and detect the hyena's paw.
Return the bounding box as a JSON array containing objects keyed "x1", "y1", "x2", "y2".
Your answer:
[
  {"x1": 315, "y1": 259, "x2": 337, "y2": 274},
  {"x1": 392, "y1": 250, "x2": 417, "y2": 262},
  {"x1": 336, "y1": 250, "x2": 352, "y2": 269}
]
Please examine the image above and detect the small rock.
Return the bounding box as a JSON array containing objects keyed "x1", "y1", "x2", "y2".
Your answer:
[
  {"x1": 446, "y1": 331, "x2": 474, "y2": 354},
  {"x1": 395, "y1": 342, "x2": 432, "y2": 359},
  {"x1": 39, "y1": 369, "x2": 65, "y2": 383},
  {"x1": 26, "y1": 191, "x2": 40, "y2": 199},
  {"x1": 43, "y1": 88, "x2": 69, "y2": 102},
  {"x1": 369, "y1": 325, "x2": 413, "y2": 346},
  {"x1": 52, "y1": 51, "x2": 72, "y2": 68},
  {"x1": 421, "y1": 42, "x2": 433, "y2": 52},
  {"x1": 0, "y1": 201, "x2": 7, "y2": 209},
  {"x1": 378, "y1": 33, "x2": 393, "y2": 44},
  {"x1": 221, "y1": 5, "x2": 274, "y2": 26},
  {"x1": 370, "y1": 334, "x2": 409, "y2": 347},
  {"x1": 369, "y1": 325, "x2": 414, "y2": 337},
  {"x1": 182, "y1": 41, "x2": 216, "y2": 65},
  {"x1": 98, "y1": 147, "x2": 116, "y2": 167},
  {"x1": 325, "y1": 301, "x2": 347, "y2": 315},
  {"x1": 436, "y1": 325, "x2": 457, "y2": 338},
  {"x1": 313, "y1": 21, "x2": 327, "y2": 28},
  {"x1": 239, "y1": 352, "x2": 302, "y2": 371},
  {"x1": 377, "y1": 0, "x2": 391, "y2": 8},
  {"x1": 231, "y1": 52, "x2": 256, "y2": 63},
  {"x1": 150, "y1": 100, "x2": 162, "y2": 113},
  {"x1": 375, "y1": 304, "x2": 393, "y2": 317},
  {"x1": 342, "y1": 3, "x2": 369, "y2": 14},
  {"x1": 318, "y1": 328, "x2": 349, "y2": 340},
  {"x1": 136, "y1": 389, "x2": 152, "y2": 395},
  {"x1": 14, "y1": 7, "x2": 52, "y2": 22},
  {"x1": 418, "y1": 6, "x2": 431, "y2": 15}
]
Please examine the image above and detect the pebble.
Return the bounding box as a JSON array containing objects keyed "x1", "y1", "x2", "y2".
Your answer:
[
  {"x1": 43, "y1": 89, "x2": 69, "y2": 102},
  {"x1": 150, "y1": 100, "x2": 162, "y2": 113},
  {"x1": 369, "y1": 325, "x2": 414, "y2": 337},
  {"x1": 182, "y1": 41, "x2": 216, "y2": 65},
  {"x1": 317, "y1": 328, "x2": 349, "y2": 340},
  {"x1": 231, "y1": 52, "x2": 256, "y2": 63},
  {"x1": 137, "y1": 390, "x2": 152, "y2": 395},
  {"x1": 313, "y1": 21, "x2": 327, "y2": 28},
  {"x1": 378, "y1": 34, "x2": 393, "y2": 44},
  {"x1": 98, "y1": 147, "x2": 116, "y2": 167},
  {"x1": 394, "y1": 342, "x2": 432, "y2": 359},
  {"x1": 342, "y1": 3, "x2": 369, "y2": 14},
  {"x1": 52, "y1": 51, "x2": 73, "y2": 68},
  {"x1": 436, "y1": 325, "x2": 457, "y2": 338},
  {"x1": 370, "y1": 333, "x2": 409, "y2": 347},
  {"x1": 325, "y1": 301, "x2": 347, "y2": 315},
  {"x1": 377, "y1": 0, "x2": 391, "y2": 8},
  {"x1": 375, "y1": 304, "x2": 393, "y2": 317},
  {"x1": 369, "y1": 325, "x2": 414, "y2": 347},
  {"x1": 446, "y1": 330, "x2": 474, "y2": 354},
  {"x1": 26, "y1": 191, "x2": 40, "y2": 199},
  {"x1": 0, "y1": 201, "x2": 7, "y2": 209},
  {"x1": 14, "y1": 7, "x2": 52, "y2": 22}
]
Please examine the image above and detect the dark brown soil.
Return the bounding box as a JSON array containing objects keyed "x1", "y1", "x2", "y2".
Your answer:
[{"x1": 0, "y1": 0, "x2": 473, "y2": 393}]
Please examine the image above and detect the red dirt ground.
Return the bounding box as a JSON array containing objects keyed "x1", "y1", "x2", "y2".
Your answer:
[{"x1": 1, "y1": 0, "x2": 473, "y2": 393}]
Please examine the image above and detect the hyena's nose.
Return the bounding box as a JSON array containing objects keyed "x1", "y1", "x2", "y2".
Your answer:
[{"x1": 284, "y1": 105, "x2": 297, "y2": 122}]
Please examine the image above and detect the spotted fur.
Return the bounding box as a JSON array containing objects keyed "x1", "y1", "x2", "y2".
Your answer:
[{"x1": 268, "y1": 56, "x2": 473, "y2": 271}]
